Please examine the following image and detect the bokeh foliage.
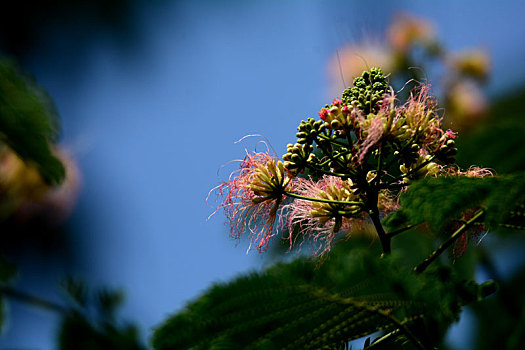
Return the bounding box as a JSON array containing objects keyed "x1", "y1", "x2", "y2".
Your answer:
[{"x1": 0, "y1": 57, "x2": 65, "y2": 184}]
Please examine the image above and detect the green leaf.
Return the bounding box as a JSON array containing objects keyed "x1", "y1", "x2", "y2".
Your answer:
[
  {"x1": 57, "y1": 281, "x2": 145, "y2": 350},
  {"x1": 0, "y1": 57, "x2": 65, "y2": 184},
  {"x1": 152, "y1": 246, "x2": 487, "y2": 350},
  {"x1": 383, "y1": 173, "x2": 525, "y2": 232},
  {"x1": 60, "y1": 276, "x2": 88, "y2": 307},
  {"x1": 59, "y1": 311, "x2": 145, "y2": 350}
]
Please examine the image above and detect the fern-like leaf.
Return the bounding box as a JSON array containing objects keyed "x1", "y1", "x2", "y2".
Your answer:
[
  {"x1": 152, "y1": 247, "x2": 489, "y2": 349},
  {"x1": 383, "y1": 173, "x2": 525, "y2": 232}
]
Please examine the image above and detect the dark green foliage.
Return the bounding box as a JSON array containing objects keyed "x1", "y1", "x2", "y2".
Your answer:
[
  {"x1": 59, "y1": 311, "x2": 145, "y2": 350},
  {"x1": 61, "y1": 276, "x2": 89, "y2": 307},
  {"x1": 383, "y1": 173, "x2": 525, "y2": 232},
  {"x1": 0, "y1": 57, "x2": 65, "y2": 184},
  {"x1": 455, "y1": 87, "x2": 525, "y2": 174},
  {"x1": 58, "y1": 278, "x2": 146, "y2": 350},
  {"x1": 342, "y1": 68, "x2": 389, "y2": 115},
  {"x1": 470, "y1": 253, "x2": 525, "y2": 350},
  {"x1": 152, "y1": 245, "x2": 491, "y2": 350},
  {"x1": 456, "y1": 122, "x2": 525, "y2": 174}
]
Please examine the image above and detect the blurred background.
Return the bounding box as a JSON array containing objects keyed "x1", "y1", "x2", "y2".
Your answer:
[{"x1": 1, "y1": 1, "x2": 525, "y2": 349}]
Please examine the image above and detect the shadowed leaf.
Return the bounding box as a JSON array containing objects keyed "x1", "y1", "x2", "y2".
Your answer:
[{"x1": 152, "y1": 246, "x2": 491, "y2": 349}]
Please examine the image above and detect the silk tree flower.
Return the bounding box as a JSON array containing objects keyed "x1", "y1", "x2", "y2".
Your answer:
[
  {"x1": 441, "y1": 165, "x2": 494, "y2": 178},
  {"x1": 449, "y1": 49, "x2": 490, "y2": 81},
  {"x1": 388, "y1": 12, "x2": 436, "y2": 53},
  {"x1": 213, "y1": 151, "x2": 292, "y2": 252},
  {"x1": 445, "y1": 81, "x2": 488, "y2": 131},
  {"x1": 388, "y1": 84, "x2": 461, "y2": 169},
  {"x1": 284, "y1": 176, "x2": 365, "y2": 256},
  {"x1": 395, "y1": 84, "x2": 444, "y2": 150}
]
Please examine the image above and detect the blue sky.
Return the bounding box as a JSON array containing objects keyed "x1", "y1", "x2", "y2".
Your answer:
[{"x1": 3, "y1": 1, "x2": 525, "y2": 348}]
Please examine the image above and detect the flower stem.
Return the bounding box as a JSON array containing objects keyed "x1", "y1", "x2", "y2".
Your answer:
[
  {"x1": 284, "y1": 191, "x2": 365, "y2": 208},
  {"x1": 414, "y1": 209, "x2": 485, "y2": 273},
  {"x1": 318, "y1": 149, "x2": 354, "y2": 167},
  {"x1": 387, "y1": 224, "x2": 418, "y2": 238},
  {"x1": 317, "y1": 133, "x2": 350, "y2": 148}
]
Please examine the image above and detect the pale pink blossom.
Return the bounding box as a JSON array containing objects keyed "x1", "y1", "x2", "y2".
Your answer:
[
  {"x1": 388, "y1": 12, "x2": 436, "y2": 53},
  {"x1": 284, "y1": 176, "x2": 365, "y2": 256},
  {"x1": 358, "y1": 116, "x2": 384, "y2": 164},
  {"x1": 212, "y1": 151, "x2": 291, "y2": 252},
  {"x1": 441, "y1": 165, "x2": 494, "y2": 178}
]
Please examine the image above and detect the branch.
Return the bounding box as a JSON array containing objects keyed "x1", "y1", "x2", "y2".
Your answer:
[
  {"x1": 0, "y1": 284, "x2": 68, "y2": 314},
  {"x1": 414, "y1": 209, "x2": 485, "y2": 273}
]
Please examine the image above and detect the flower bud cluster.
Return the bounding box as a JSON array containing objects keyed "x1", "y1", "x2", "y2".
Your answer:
[
  {"x1": 342, "y1": 67, "x2": 389, "y2": 115},
  {"x1": 282, "y1": 143, "x2": 313, "y2": 175},
  {"x1": 318, "y1": 99, "x2": 359, "y2": 133},
  {"x1": 295, "y1": 117, "x2": 326, "y2": 145}
]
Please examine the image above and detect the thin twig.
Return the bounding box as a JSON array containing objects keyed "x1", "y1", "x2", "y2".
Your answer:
[
  {"x1": 387, "y1": 224, "x2": 418, "y2": 238},
  {"x1": 383, "y1": 155, "x2": 436, "y2": 187},
  {"x1": 365, "y1": 329, "x2": 400, "y2": 349},
  {"x1": 317, "y1": 133, "x2": 351, "y2": 148},
  {"x1": 414, "y1": 209, "x2": 485, "y2": 273}
]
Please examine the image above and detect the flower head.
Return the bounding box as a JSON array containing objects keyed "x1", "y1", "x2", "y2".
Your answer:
[
  {"x1": 449, "y1": 49, "x2": 490, "y2": 80},
  {"x1": 284, "y1": 176, "x2": 364, "y2": 256},
  {"x1": 446, "y1": 81, "x2": 488, "y2": 130},
  {"x1": 214, "y1": 151, "x2": 292, "y2": 252},
  {"x1": 388, "y1": 13, "x2": 436, "y2": 53}
]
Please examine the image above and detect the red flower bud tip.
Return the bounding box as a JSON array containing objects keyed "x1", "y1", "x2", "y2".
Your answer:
[
  {"x1": 319, "y1": 108, "x2": 329, "y2": 120},
  {"x1": 445, "y1": 129, "x2": 457, "y2": 139},
  {"x1": 332, "y1": 98, "x2": 342, "y2": 106}
]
